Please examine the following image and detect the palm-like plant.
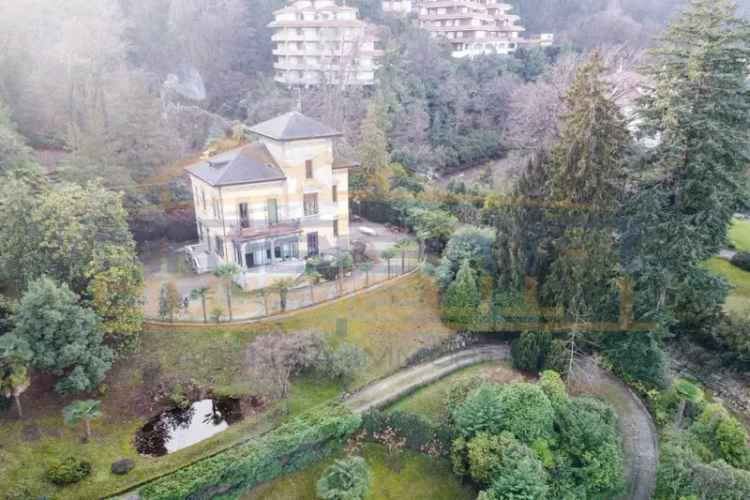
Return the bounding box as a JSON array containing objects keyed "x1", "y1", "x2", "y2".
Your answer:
[
  {"x1": 395, "y1": 239, "x2": 414, "y2": 275},
  {"x1": 257, "y1": 287, "x2": 271, "y2": 316},
  {"x1": 380, "y1": 248, "x2": 397, "y2": 279},
  {"x1": 674, "y1": 379, "x2": 704, "y2": 428},
  {"x1": 214, "y1": 264, "x2": 240, "y2": 321},
  {"x1": 63, "y1": 400, "x2": 102, "y2": 441},
  {"x1": 358, "y1": 261, "x2": 374, "y2": 288},
  {"x1": 1, "y1": 362, "x2": 30, "y2": 419},
  {"x1": 190, "y1": 287, "x2": 210, "y2": 323},
  {"x1": 333, "y1": 251, "x2": 353, "y2": 296},
  {"x1": 302, "y1": 268, "x2": 322, "y2": 304},
  {"x1": 0, "y1": 334, "x2": 32, "y2": 419},
  {"x1": 271, "y1": 277, "x2": 296, "y2": 313}
]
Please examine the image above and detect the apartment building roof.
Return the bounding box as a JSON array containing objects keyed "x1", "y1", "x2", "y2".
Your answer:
[
  {"x1": 248, "y1": 111, "x2": 342, "y2": 141},
  {"x1": 185, "y1": 143, "x2": 286, "y2": 187}
]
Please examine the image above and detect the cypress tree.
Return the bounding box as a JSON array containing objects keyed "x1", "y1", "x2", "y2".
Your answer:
[{"x1": 442, "y1": 259, "x2": 482, "y2": 330}]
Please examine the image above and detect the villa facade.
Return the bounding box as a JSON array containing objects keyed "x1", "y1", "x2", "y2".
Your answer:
[
  {"x1": 382, "y1": 0, "x2": 554, "y2": 58},
  {"x1": 270, "y1": 0, "x2": 383, "y2": 86},
  {"x1": 185, "y1": 111, "x2": 355, "y2": 290}
]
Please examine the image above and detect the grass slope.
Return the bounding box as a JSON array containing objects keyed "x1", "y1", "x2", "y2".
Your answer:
[
  {"x1": 241, "y1": 443, "x2": 476, "y2": 500},
  {"x1": 730, "y1": 218, "x2": 750, "y2": 253},
  {"x1": 704, "y1": 257, "x2": 750, "y2": 314},
  {"x1": 0, "y1": 274, "x2": 454, "y2": 500}
]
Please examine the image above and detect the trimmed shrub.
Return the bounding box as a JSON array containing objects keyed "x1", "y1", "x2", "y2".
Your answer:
[
  {"x1": 603, "y1": 331, "x2": 669, "y2": 389},
  {"x1": 555, "y1": 397, "x2": 625, "y2": 497},
  {"x1": 464, "y1": 431, "x2": 537, "y2": 485},
  {"x1": 731, "y1": 252, "x2": 750, "y2": 272},
  {"x1": 140, "y1": 404, "x2": 361, "y2": 500},
  {"x1": 495, "y1": 382, "x2": 554, "y2": 444},
  {"x1": 480, "y1": 455, "x2": 549, "y2": 500},
  {"x1": 441, "y1": 259, "x2": 482, "y2": 331},
  {"x1": 45, "y1": 457, "x2": 92, "y2": 486},
  {"x1": 538, "y1": 370, "x2": 567, "y2": 409},
  {"x1": 316, "y1": 456, "x2": 371, "y2": 500},
  {"x1": 511, "y1": 330, "x2": 552, "y2": 372},
  {"x1": 452, "y1": 384, "x2": 505, "y2": 438},
  {"x1": 111, "y1": 458, "x2": 134, "y2": 475},
  {"x1": 435, "y1": 226, "x2": 497, "y2": 290}
]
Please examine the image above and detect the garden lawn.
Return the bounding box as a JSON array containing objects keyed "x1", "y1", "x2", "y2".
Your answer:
[
  {"x1": 730, "y1": 218, "x2": 750, "y2": 252},
  {"x1": 0, "y1": 273, "x2": 454, "y2": 500},
  {"x1": 386, "y1": 360, "x2": 530, "y2": 423},
  {"x1": 704, "y1": 257, "x2": 750, "y2": 314},
  {"x1": 241, "y1": 443, "x2": 476, "y2": 500}
]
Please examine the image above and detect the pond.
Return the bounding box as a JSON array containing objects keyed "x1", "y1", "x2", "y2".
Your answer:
[{"x1": 135, "y1": 397, "x2": 243, "y2": 456}]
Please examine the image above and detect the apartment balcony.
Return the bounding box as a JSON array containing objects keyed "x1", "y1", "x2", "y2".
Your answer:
[{"x1": 231, "y1": 218, "x2": 302, "y2": 244}]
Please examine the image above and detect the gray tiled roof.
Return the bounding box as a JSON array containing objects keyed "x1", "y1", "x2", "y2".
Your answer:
[
  {"x1": 185, "y1": 143, "x2": 286, "y2": 187},
  {"x1": 248, "y1": 111, "x2": 342, "y2": 141}
]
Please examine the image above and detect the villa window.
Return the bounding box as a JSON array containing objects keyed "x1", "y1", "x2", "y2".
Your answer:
[
  {"x1": 305, "y1": 159, "x2": 313, "y2": 179},
  {"x1": 267, "y1": 198, "x2": 279, "y2": 225},
  {"x1": 332, "y1": 185, "x2": 338, "y2": 203},
  {"x1": 304, "y1": 193, "x2": 319, "y2": 216},
  {"x1": 215, "y1": 236, "x2": 224, "y2": 258},
  {"x1": 307, "y1": 232, "x2": 319, "y2": 257},
  {"x1": 201, "y1": 188, "x2": 207, "y2": 210},
  {"x1": 239, "y1": 203, "x2": 249, "y2": 229},
  {"x1": 333, "y1": 219, "x2": 339, "y2": 237}
]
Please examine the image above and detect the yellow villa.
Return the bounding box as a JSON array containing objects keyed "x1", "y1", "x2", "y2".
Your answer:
[{"x1": 184, "y1": 111, "x2": 356, "y2": 290}]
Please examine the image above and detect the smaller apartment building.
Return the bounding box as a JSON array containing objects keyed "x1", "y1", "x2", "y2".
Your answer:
[
  {"x1": 185, "y1": 112, "x2": 354, "y2": 290},
  {"x1": 383, "y1": 0, "x2": 553, "y2": 58},
  {"x1": 270, "y1": 0, "x2": 383, "y2": 86}
]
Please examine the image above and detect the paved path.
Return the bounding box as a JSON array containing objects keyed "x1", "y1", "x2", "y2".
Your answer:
[
  {"x1": 719, "y1": 249, "x2": 737, "y2": 261},
  {"x1": 571, "y1": 358, "x2": 658, "y2": 500},
  {"x1": 344, "y1": 345, "x2": 510, "y2": 413},
  {"x1": 344, "y1": 347, "x2": 658, "y2": 500}
]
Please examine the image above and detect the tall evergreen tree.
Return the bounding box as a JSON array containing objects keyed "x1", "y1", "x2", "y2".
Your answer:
[
  {"x1": 628, "y1": 0, "x2": 750, "y2": 328},
  {"x1": 442, "y1": 259, "x2": 482, "y2": 330},
  {"x1": 542, "y1": 51, "x2": 630, "y2": 321},
  {"x1": 548, "y1": 50, "x2": 630, "y2": 215},
  {"x1": 353, "y1": 100, "x2": 391, "y2": 202}
]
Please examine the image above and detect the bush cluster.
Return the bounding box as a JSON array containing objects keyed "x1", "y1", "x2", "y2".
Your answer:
[
  {"x1": 657, "y1": 430, "x2": 750, "y2": 500},
  {"x1": 45, "y1": 457, "x2": 92, "y2": 486},
  {"x1": 140, "y1": 404, "x2": 361, "y2": 500},
  {"x1": 449, "y1": 373, "x2": 624, "y2": 499}
]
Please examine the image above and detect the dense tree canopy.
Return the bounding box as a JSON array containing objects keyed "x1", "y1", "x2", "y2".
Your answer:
[
  {"x1": 627, "y1": 0, "x2": 750, "y2": 330},
  {"x1": 9, "y1": 277, "x2": 113, "y2": 394}
]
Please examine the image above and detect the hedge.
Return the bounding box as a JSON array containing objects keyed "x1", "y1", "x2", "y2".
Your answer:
[
  {"x1": 139, "y1": 404, "x2": 361, "y2": 500},
  {"x1": 361, "y1": 409, "x2": 454, "y2": 456},
  {"x1": 731, "y1": 252, "x2": 750, "y2": 272}
]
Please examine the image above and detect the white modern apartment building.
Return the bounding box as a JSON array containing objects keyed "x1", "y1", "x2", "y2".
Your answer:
[
  {"x1": 383, "y1": 0, "x2": 553, "y2": 58},
  {"x1": 270, "y1": 0, "x2": 383, "y2": 86}
]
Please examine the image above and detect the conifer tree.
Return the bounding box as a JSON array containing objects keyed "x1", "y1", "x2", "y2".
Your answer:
[
  {"x1": 541, "y1": 51, "x2": 630, "y2": 321},
  {"x1": 629, "y1": 0, "x2": 750, "y2": 327},
  {"x1": 353, "y1": 100, "x2": 391, "y2": 202},
  {"x1": 442, "y1": 259, "x2": 482, "y2": 330},
  {"x1": 548, "y1": 50, "x2": 630, "y2": 215}
]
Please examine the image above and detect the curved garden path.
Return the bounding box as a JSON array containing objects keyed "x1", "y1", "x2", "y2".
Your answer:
[
  {"x1": 571, "y1": 358, "x2": 658, "y2": 500},
  {"x1": 344, "y1": 345, "x2": 511, "y2": 413},
  {"x1": 344, "y1": 346, "x2": 658, "y2": 500}
]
